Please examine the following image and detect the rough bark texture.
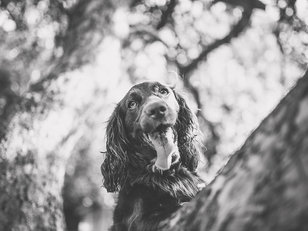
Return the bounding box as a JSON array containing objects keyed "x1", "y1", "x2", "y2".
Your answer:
[
  {"x1": 161, "y1": 70, "x2": 308, "y2": 231},
  {"x1": 0, "y1": 0, "x2": 118, "y2": 230}
]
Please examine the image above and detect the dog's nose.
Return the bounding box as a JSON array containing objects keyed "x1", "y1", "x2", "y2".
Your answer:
[{"x1": 145, "y1": 102, "x2": 167, "y2": 119}]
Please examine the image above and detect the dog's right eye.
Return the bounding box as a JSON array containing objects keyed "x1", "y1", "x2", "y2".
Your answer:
[
  {"x1": 128, "y1": 101, "x2": 137, "y2": 109},
  {"x1": 159, "y1": 87, "x2": 169, "y2": 95}
]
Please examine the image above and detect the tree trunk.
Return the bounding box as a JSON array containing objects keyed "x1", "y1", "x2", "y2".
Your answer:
[
  {"x1": 0, "y1": 0, "x2": 118, "y2": 230},
  {"x1": 161, "y1": 70, "x2": 308, "y2": 231}
]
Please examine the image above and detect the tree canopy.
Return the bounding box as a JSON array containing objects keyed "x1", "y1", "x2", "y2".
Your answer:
[{"x1": 0, "y1": 0, "x2": 307, "y2": 230}]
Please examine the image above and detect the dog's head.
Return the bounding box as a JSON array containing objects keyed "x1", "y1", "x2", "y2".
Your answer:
[{"x1": 101, "y1": 82, "x2": 201, "y2": 192}]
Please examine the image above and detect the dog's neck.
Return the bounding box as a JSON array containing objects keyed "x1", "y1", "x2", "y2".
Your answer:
[
  {"x1": 127, "y1": 127, "x2": 204, "y2": 200},
  {"x1": 129, "y1": 165, "x2": 204, "y2": 201}
]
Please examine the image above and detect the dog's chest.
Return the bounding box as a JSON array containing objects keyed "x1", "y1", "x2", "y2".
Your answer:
[{"x1": 113, "y1": 185, "x2": 183, "y2": 230}]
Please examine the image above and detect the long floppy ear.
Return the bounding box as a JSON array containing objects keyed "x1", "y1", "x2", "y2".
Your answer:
[
  {"x1": 173, "y1": 90, "x2": 201, "y2": 172},
  {"x1": 101, "y1": 104, "x2": 128, "y2": 192}
]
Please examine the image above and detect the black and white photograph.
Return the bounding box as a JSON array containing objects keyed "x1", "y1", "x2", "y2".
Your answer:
[{"x1": 0, "y1": 0, "x2": 308, "y2": 230}]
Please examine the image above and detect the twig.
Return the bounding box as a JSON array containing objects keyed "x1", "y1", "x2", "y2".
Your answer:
[
  {"x1": 181, "y1": 75, "x2": 219, "y2": 162},
  {"x1": 156, "y1": 0, "x2": 177, "y2": 30},
  {"x1": 178, "y1": 8, "x2": 253, "y2": 76},
  {"x1": 176, "y1": 7, "x2": 254, "y2": 161},
  {"x1": 129, "y1": 26, "x2": 169, "y2": 47}
]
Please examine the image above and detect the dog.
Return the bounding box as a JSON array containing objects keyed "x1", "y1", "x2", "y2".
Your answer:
[{"x1": 101, "y1": 81, "x2": 204, "y2": 231}]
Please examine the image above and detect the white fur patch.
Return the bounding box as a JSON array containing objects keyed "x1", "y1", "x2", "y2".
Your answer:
[{"x1": 149, "y1": 128, "x2": 179, "y2": 170}]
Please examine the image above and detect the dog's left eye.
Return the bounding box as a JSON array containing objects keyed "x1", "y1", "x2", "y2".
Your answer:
[
  {"x1": 128, "y1": 101, "x2": 137, "y2": 109},
  {"x1": 159, "y1": 88, "x2": 169, "y2": 95}
]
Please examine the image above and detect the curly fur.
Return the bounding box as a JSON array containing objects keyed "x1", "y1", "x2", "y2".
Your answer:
[{"x1": 101, "y1": 82, "x2": 203, "y2": 231}]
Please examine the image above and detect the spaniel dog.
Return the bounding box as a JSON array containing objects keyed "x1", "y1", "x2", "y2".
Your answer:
[{"x1": 101, "y1": 81, "x2": 204, "y2": 231}]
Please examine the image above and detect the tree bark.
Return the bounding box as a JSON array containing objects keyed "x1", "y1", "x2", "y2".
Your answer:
[
  {"x1": 0, "y1": 0, "x2": 118, "y2": 230},
  {"x1": 161, "y1": 70, "x2": 308, "y2": 231}
]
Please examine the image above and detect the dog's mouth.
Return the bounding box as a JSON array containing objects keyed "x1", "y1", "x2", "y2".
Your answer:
[
  {"x1": 143, "y1": 123, "x2": 175, "y2": 141},
  {"x1": 145, "y1": 122, "x2": 179, "y2": 171},
  {"x1": 151, "y1": 123, "x2": 173, "y2": 134}
]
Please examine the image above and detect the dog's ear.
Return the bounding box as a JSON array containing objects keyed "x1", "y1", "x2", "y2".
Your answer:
[
  {"x1": 173, "y1": 91, "x2": 200, "y2": 172},
  {"x1": 101, "y1": 104, "x2": 128, "y2": 192}
]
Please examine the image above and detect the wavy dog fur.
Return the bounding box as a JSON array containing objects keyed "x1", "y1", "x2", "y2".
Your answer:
[{"x1": 101, "y1": 82, "x2": 203, "y2": 231}]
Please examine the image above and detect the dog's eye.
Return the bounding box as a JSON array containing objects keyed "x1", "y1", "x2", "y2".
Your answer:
[
  {"x1": 128, "y1": 101, "x2": 137, "y2": 109},
  {"x1": 159, "y1": 88, "x2": 169, "y2": 95}
]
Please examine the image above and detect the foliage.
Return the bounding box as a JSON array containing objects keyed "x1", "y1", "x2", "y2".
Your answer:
[
  {"x1": 0, "y1": 0, "x2": 307, "y2": 230},
  {"x1": 118, "y1": 0, "x2": 307, "y2": 173}
]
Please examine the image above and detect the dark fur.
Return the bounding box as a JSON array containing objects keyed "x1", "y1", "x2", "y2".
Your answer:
[{"x1": 101, "y1": 82, "x2": 203, "y2": 231}]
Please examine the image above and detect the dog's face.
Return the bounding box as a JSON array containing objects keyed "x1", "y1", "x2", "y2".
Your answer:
[
  {"x1": 101, "y1": 81, "x2": 200, "y2": 192},
  {"x1": 120, "y1": 82, "x2": 181, "y2": 171},
  {"x1": 122, "y1": 82, "x2": 179, "y2": 138}
]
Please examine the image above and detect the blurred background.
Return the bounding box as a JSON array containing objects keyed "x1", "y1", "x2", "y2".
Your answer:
[{"x1": 0, "y1": 0, "x2": 307, "y2": 230}]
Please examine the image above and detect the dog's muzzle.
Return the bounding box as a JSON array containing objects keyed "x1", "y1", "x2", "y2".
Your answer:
[{"x1": 140, "y1": 98, "x2": 176, "y2": 134}]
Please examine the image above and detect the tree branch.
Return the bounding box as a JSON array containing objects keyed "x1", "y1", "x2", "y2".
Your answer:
[
  {"x1": 29, "y1": 0, "x2": 115, "y2": 92},
  {"x1": 161, "y1": 69, "x2": 308, "y2": 230},
  {"x1": 181, "y1": 75, "x2": 219, "y2": 163},
  {"x1": 175, "y1": 8, "x2": 254, "y2": 160},
  {"x1": 178, "y1": 8, "x2": 253, "y2": 76},
  {"x1": 128, "y1": 26, "x2": 169, "y2": 47},
  {"x1": 156, "y1": 0, "x2": 177, "y2": 30}
]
